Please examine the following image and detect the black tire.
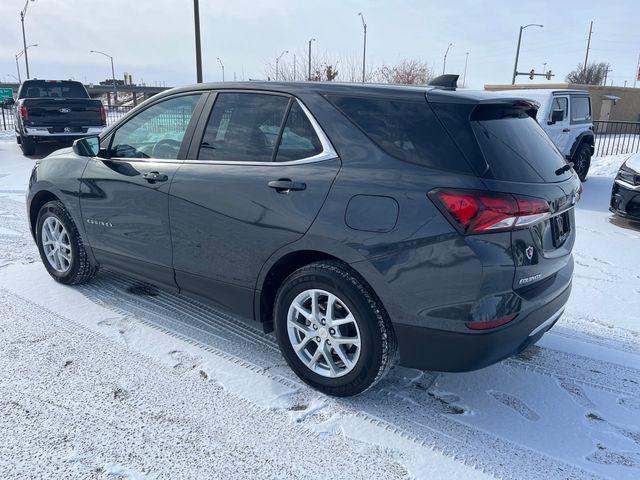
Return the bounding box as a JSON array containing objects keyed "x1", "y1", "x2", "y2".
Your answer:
[
  {"x1": 35, "y1": 200, "x2": 97, "y2": 285},
  {"x1": 16, "y1": 134, "x2": 21, "y2": 144},
  {"x1": 20, "y1": 135, "x2": 36, "y2": 155},
  {"x1": 572, "y1": 142, "x2": 592, "y2": 182},
  {"x1": 274, "y1": 261, "x2": 396, "y2": 397}
]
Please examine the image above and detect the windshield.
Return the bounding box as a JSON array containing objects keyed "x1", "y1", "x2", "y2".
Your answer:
[{"x1": 471, "y1": 105, "x2": 572, "y2": 182}]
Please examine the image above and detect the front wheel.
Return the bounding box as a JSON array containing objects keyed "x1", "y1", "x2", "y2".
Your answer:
[
  {"x1": 35, "y1": 200, "x2": 97, "y2": 285},
  {"x1": 274, "y1": 261, "x2": 396, "y2": 397},
  {"x1": 572, "y1": 143, "x2": 592, "y2": 182}
]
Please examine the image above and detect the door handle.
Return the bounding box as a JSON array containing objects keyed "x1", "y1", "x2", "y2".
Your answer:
[
  {"x1": 143, "y1": 171, "x2": 169, "y2": 183},
  {"x1": 562, "y1": 128, "x2": 571, "y2": 132},
  {"x1": 268, "y1": 179, "x2": 306, "y2": 193}
]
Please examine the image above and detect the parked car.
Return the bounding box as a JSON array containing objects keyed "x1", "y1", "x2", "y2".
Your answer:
[
  {"x1": 14, "y1": 79, "x2": 106, "y2": 155},
  {"x1": 610, "y1": 154, "x2": 640, "y2": 221},
  {"x1": 27, "y1": 81, "x2": 580, "y2": 396},
  {"x1": 493, "y1": 89, "x2": 594, "y2": 181}
]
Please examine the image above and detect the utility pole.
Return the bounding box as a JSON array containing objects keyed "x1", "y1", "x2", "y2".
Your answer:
[
  {"x1": 603, "y1": 66, "x2": 612, "y2": 86},
  {"x1": 358, "y1": 13, "x2": 367, "y2": 83},
  {"x1": 583, "y1": 20, "x2": 593, "y2": 77},
  {"x1": 634, "y1": 51, "x2": 640, "y2": 88},
  {"x1": 193, "y1": 0, "x2": 203, "y2": 83},
  {"x1": 308, "y1": 38, "x2": 315, "y2": 81},
  {"x1": 442, "y1": 43, "x2": 453, "y2": 75},
  {"x1": 20, "y1": 0, "x2": 35, "y2": 79},
  {"x1": 275, "y1": 50, "x2": 288, "y2": 81},
  {"x1": 462, "y1": 51, "x2": 470, "y2": 87},
  {"x1": 511, "y1": 23, "x2": 543, "y2": 84},
  {"x1": 217, "y1": 57, "x2": 225, "y2": 82},
  {"x1": 293, "y1": 54, "x2": 296, "y2": 81}
]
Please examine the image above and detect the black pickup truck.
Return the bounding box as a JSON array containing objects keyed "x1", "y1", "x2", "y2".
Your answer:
[{"x1": 14, "y1": 79, "x2": 106, "y2": 155}]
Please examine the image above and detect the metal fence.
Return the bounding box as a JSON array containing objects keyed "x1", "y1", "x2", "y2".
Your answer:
[
  {"x1": 0, "y1": 105, "x2": 135, "y2": 132},
  {"x1": 593, "y1": 120, "x2": 640, "y2": 157}
]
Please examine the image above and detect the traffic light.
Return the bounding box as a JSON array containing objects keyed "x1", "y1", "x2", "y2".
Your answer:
[
  {"x1": 546, "y1": 70, "x2": 553, "y2": 80},
  {"x1": 529, "y1": 69, "x2": 535, "y2": 80}
]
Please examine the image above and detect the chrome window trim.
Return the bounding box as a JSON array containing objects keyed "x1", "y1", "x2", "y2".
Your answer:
[{"x1": 94, "y1": 96, "x2": 339, "y2": 167}]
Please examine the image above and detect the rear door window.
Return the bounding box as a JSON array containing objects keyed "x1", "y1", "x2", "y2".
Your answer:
[
  {"x1": 551, "y1": 97, "x2": 568, "y2": 122},
  {"x1": 198, "y1": 93, "x2": 289, "y2": 162},
  {"x1": 327, "y1": 95, "x2": 471, "y2": 173},
  {"x1": 471, "y1": 105, "x2": 572, "y2": 182},
  {"x1": 570, "y1": 96, "x2": 591, "y2": 123}
]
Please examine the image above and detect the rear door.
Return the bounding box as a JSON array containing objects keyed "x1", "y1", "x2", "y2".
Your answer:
[
  {"x1": 545, "y1": 95, "x2": 572, "y2": 156},
  {"x1": 80, "y1": 93, "x2": 205, "y2": 287},
  {"x1": 168, "y1": 91, "x2": 340, "y2": 318}
]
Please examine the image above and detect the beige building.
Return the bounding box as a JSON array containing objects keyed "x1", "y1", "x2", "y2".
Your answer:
[{"x1": 484, "y1": 83, "x2": 640, "y2": 122}]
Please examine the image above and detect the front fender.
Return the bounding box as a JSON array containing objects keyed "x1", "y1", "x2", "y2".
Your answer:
[{"x1": 569, "y1": 130, "x2": 595, "y2": 158}]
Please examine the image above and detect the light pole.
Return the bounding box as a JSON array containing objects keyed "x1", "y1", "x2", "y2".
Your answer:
[
  {"x1": 308, "y1": 38, "x2": 316, "y2": 81},
  {"x1": 358, "y1": 12, "x2": 367, "y2": 83},
  {"x1": 442, "y1": 43, "x2": 453, "y2": 75},
  {"x1": 511, "y1": 23, "x2": 543, "y2": 85},
  {"x1": 275, "y1": 50, "x2": 288, "y2": 81},
  {"x1": 193, "y1": 0, "x2": 203, "y2": 83},
  {"x1": 20, "y1": 0, "x2": 36, "y2": 79},
  {"x1": 15, "y1": 44, "x2": 37, "y2": 83},
  {"x1": 217, "y1": 57, "x2": 225, "y2": 82},
  {"x1": 462, "y1": 51, "x2": 470, "y2": 87},
  {"x1": 90, "y1": 50, "x2": 117, "y2": 102},
  {"x1": 543, "y1": 62, "x2": 547, "y2": 74}
]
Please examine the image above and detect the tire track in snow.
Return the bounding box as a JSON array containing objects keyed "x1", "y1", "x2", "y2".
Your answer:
[{"x1": 76, "y1": 269, "x2": 605, "y2": 480}]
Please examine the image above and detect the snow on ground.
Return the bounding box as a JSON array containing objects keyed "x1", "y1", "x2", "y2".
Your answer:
[{"x1": 0, "y1": 138, "x2": 639, "y2": 480}]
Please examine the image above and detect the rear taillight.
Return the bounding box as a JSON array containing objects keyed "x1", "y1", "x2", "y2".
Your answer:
[
  {"x1": 19, "y1": 104, "x2": 29, "y2": 120},
  {"x1": 429, "y1": 189, "x2": 551, "y2": 234},
  {"x1": 99, "y1": 104, "x2": 107, "y2": 125}
]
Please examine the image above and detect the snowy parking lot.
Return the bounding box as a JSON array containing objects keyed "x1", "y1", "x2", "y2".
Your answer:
[{"x1": 1, "y1": 132, "x2": 639, "y2": 479}]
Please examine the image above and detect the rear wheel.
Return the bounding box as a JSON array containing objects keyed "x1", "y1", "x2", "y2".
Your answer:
[
  {"x1": 20, "y1": 135, "x2": 36, "y2": 155},
  {"x1": 572, "y1": 143, "x2": 592, "y2": 181},
  {"x1": 36, "y1": 201, "x2": 97, "y2": 285},
  {"x1": 274, "y1": 261, "x2": 396, "y2": 396}
]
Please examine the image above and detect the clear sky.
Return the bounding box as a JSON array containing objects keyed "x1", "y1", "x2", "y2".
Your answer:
[{"x1": 1, "y1": 0, "x2": 638, "y2": 89}]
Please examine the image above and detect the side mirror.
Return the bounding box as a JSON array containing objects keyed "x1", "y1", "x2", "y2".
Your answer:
[
  {"x1": 73, "y1": 136, "x2": 100, "y2": 157},
  {"x1": 548, "y1": 109, "x2": 565, "y2": 125},
  {"x1": 3, "y1": 98, "x2": 15, "y2": 107}
]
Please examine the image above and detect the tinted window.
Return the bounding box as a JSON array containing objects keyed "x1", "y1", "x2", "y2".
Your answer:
[
  {"x1": 199, "y1": 93, "x2": 289, "y2": 162},
  {"x1": 570, "y1": 96, "x2": 591, "y2": 123},
  {"x1": 328, "y1": 95, "x2": 471, "y2": 173},
  {"x1": 471, "y1": 106, "x2": 571, "y2": 182},
  {"x1": 551, "y1": 97, "x2": 568, "y2": 121},
  {"x1": 110, "y1": 94, "x2": 201, "y2": 159},
  {"x1": 276, "y1": 102, "x2": 323, "y2": 161},
  {"x1": 19, "y1": 80, "x2": 88, "y2": 99}
]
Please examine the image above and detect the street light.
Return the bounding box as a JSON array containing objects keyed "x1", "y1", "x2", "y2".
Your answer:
[
  {"x1": 442, "y1": 43, "x2": 453, "y2": 75},
  {"x1": 217, "y1": 57, "x2": 225, "y2": 82},
  {"x1": 20, "y1": 0, "x2": 36, "y2": 79},
  {"x1": 308, "y1": 38, "x2": 316, "y2": 81},
  {"x1": 275, "y1": 50, "x2": 288, "y2": 81},
  {"x1": 90, "y1": 50, "x2": 117, "y2": 102},
  {"x1": 15, "y1": 44, "x2": 37, "y2": 83},
  {"x1": 358, "y1": 12, "x2": 367, "y2": 83},
  {"x1": 463, "y1": 51, "x2": 470, "y2": 87},
  {"x1": 511, "y1": 23, "x2": 543, "y2": 85}
]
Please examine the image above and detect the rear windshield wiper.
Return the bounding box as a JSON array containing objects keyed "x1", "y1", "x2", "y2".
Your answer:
[{"x1": 555, "y1": 162, "x2": 574, "y2": 176}]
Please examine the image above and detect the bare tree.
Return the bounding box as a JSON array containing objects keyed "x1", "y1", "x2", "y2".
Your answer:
[
  {"x1": 375, "y1": 59, "x2": 434, "y2": 85},
  {"x1": 566, "y1": 62, "x2": 610, "y2": 85},
  {"x1": 264, "y1": 50, "x2": 342, "y2": 82}
]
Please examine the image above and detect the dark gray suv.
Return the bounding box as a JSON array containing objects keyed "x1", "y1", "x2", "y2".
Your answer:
[{"x1": 27, "y1": 81, "x2": 580, "y2": 396}]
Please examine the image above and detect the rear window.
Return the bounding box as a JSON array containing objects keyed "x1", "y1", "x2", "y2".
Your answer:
[
  {"x1": 327, "y1": 95, "x2": 471, "y2": 173},
  {"x1": 19, "y1": 81, "x2": 88, "y2": 99},
  {"x1": 471, "y1": 105, "x2": 572, "y2": 182}
]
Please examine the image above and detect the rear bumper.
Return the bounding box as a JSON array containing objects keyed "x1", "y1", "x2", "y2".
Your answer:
[
  {"x1": 394, "y1": 280, "x2": 571, "y2": 372},
  {"x1": 23, "y1": 126, "x2": 104, "y2": 138},
  {"x1": 610, "y1": 179, "x2": 640, "y2": 221}
]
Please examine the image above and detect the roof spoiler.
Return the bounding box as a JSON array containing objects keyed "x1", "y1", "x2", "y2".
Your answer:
[{"x1": 428, "y1": 74, "x2": 459, "y2": 90}]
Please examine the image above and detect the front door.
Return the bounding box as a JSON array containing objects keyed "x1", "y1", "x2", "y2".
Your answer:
[
  {"x1": 545, "y1": 95, "x2": 572, "y2": 156},
  {"x1": 80, "y1": 93, "x2": 205, "y2": 286},
  {"x1": 169, "y1": 92, "x2": 340, "y2": 318}
]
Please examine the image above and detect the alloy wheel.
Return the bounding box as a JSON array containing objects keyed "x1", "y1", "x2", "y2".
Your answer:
[
  {"x1": 41, "y1": 216, "x2": 73, "y2": 273},
  {"x1": 287, "y1": 289, "x2": 361, "y2": 378}
]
